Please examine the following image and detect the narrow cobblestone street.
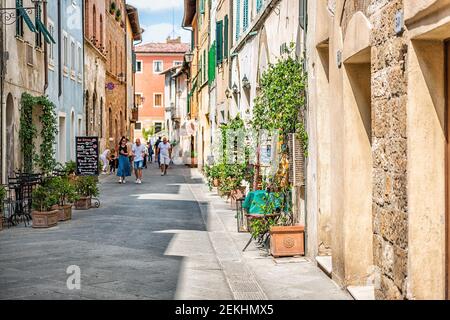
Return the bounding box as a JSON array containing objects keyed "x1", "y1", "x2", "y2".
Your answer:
[{"x1": 0, "y1": 165, "x2": 350, "y2": 300}]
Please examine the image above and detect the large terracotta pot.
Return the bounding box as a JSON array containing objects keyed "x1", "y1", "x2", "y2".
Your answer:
[
  {"x1": 270, "y1": 225, "x2": 305, "y2": 258},
  {"x1": 52, "y1": 205, "x2": 72, "y2": 221},
  {"x1": 74, "y1": 197, "x2": 91, "y2": 210},
  {"x1": 32, "y1": 210, "x2": 59, "y2": 228}
]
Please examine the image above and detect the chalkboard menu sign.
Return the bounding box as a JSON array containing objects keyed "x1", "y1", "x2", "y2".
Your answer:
[{"x1": 76, "y1": 136, "x2": 99, "y2": 176}]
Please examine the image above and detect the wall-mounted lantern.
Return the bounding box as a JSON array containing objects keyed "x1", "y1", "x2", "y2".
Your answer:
[{"x1": 242, "y1": 75, "x2": 251, "y2": 90}]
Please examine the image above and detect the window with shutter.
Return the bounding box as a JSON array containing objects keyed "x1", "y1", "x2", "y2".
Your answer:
[
  {"x1": 288, "y1": 133, "x2": 305, "y2": 186},
  {"x1": 216, "y1": 20, "x2": 223, "y2": 64},
  {"x1": 200, "y1": 0, "x2": 205, "y2": 14},
  {"x1": 224, "y1": 15, "x2": 229, "y2": 59},
  {"x1": 235, "y1": 0, "x2": 240, "y2": 41},
  {"x1": 243, "y1": 0, "x2": 249, "y2": 31}
]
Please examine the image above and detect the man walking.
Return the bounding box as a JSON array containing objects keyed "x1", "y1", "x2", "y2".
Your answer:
[
  {"x1": 157, "y1": 137, "x2": 172, "y2": 176},
  {"x1": 132, "y1": 138, "x2": 147, "y2": 184}
]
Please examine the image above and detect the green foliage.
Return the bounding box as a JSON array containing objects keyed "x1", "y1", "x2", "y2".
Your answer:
[
  {"x1": 249, "y1": 217, "x2": 277, "y2": 239},
  {"x1": 19, "y1": 93, "x2": 37, "y2": 173},
  {"x1": 252, "y1": 49, "x2": 309, "y2": 156},
  {"x1": 64, "y1": 161, "x2": 77, "y2": 175},
  {"x1": 32, "y1": 181, "x2": 59, "y2": 212},
  {"x1": 48, "y1": 177, "x2": 79, "y2": 206},
  {"x1": 75, "y1": 176, "x2": 99, "y2": 198},
  {"x1": 142, "y1": 126, "x2": 155, "y2": 142},
  {"x1": 19, "y1": 93, "x2": 58, "y2": 174},
  {"x1": 0, "y1": 185, "x2": 6, "y2": 212}
]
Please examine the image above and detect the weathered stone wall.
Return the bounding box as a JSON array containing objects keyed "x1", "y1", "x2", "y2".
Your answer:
[{"x1": 370, "y1": 0, "x2": 408, "y2": 300}]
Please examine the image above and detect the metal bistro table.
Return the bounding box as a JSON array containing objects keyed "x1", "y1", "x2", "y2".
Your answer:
[{"x1": 6, "y1": 172, "x2": 42, "y2": 227}]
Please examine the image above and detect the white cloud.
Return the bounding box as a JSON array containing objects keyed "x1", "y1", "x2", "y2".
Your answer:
[
  {"x1": 141, "y1": 23, "x2": 190, "y2": 43},
  {"x1": 127, "y1": 0, "x2": 184, "y2": 12}
]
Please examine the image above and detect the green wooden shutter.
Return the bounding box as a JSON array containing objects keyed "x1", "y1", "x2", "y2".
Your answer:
[
  {"x1": 224, "y1": 15, "x2": 229, "y2": 59},
  {"x1": 257, "y1": 0, "x2": 263, "y2": 12},
  {"x1": 216, "y1": 20, "x2": 223, "y2": 64},
  {"x1": 243, "y1": 0, "x2": 249, "y2": 31},
  {"x1": 208, "y1": 42, "x2": 216, "y2": 85},
  {"x1": 299, "y1": 0, "x2": 307, "y2": 30},
  {"x1": 200, "y1": 0, "x2": 205, "y2": 14},
  {"x1": 132, "y1": 51, "x2": 137, "y2": 73},
  {"x1": 236, "y1": 0, "x2": 240, "y2": 41}
]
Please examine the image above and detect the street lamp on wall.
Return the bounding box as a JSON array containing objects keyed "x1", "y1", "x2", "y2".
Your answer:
[
  {"x1": 1, "y1": 0, "x2": 46, "y2": 26},
  {"x1": 184, "y1": 51, "x2": 194, "y2": 64}
]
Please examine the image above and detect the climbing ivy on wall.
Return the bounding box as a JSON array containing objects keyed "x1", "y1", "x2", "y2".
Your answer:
[
  {"x1": 19, "y1": 93, "x2": 37, "y2": 173},
  {"x1": 19, "y1": 93, "x2": 58, "y2": 174},
  {"x1": 251, "y1": 45, "x2": 308, "y2": 156}
]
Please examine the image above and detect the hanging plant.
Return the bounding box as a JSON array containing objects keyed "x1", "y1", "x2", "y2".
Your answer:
[
  {"x1": 252, "y1": 44, "x2": 308, "y2": 156},
  {"x1": 115, "y1": 9, "x2": 122, "y2": 21},
  {"x1": 110, "y1": 2, "x2": 117, "y2": 14}
]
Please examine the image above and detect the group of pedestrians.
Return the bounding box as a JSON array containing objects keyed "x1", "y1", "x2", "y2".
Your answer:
[{"x1": 100, "y1": 136, "x2": 172, "y2": 184}]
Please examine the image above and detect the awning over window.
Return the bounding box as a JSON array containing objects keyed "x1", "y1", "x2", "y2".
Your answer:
[
  {"x1": 17, "y1": 6, "x2": 36, "y2": 32},
  {"x1": 36, "y1": 19, "x2": 55, "y2": 44}
]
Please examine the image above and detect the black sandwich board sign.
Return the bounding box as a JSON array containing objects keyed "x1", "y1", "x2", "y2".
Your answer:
[{"x1": 76, "y1": 136, "x2": 99, "y2": 176}]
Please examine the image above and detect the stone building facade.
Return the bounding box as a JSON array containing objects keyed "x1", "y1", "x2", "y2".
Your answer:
[
  {"x1": 307, "y1": 0, "x2": 450, "y2": 300},
  {"x1": 105, "y1": 0, "x2": 127, "y2": 149},
  {"x1": 84, "y1": 0, "x2": 107, "y2": 151},
  {"x1": 1, "y1": 0, "x2": 48, "y2": 182}
]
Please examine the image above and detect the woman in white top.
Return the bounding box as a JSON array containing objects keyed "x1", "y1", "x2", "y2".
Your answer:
[{"x1": 100, "y1": 149, "x2": 110, "y2": 174}]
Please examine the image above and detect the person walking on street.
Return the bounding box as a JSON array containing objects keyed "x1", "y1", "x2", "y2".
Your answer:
[
  {"x1": 132, "y1": 138, "x2": 147, "y2": 184},
  {"x1": 157, "y1": 137, "x2": 172, "y2": 176},
  {"x1": 147, "y1": 140, "x2": 153, "y2": 164},
  {"x1": 117, "y1": 137, "x2": 131, "y2": 184},
  {"x1": 126, "y1": 138, "x2": 134, "y2": 175},
  {"x1": 100, "y1": 148, "x2": 111, "y2": 174},
  {"x1": 155, "y1": 136, "x2": 162, "y2": 167},
  {"x1": 109, "y1": 149, "x2": 117, "y2": 174},
  {"x1": 143, "y1": 143, "x2": 148, "y2": 169}
]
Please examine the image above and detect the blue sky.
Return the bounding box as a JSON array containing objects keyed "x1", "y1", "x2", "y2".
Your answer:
[{"x1": 127, "y1": 0, "x2": 191, "y2": 44}]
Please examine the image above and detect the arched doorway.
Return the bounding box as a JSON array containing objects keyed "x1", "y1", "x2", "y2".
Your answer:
[{"x1": 6, "y1": 94, "x2": 15, "y2": 177}]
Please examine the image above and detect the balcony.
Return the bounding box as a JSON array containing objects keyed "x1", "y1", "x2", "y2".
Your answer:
[{"x1": 131, "y1": 107, "x2": 139, "y2": 123}]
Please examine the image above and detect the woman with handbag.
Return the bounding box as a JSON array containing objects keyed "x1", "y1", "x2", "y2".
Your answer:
[{"x1": 117, "y1": 136, "x2": 131, "y2": 184}]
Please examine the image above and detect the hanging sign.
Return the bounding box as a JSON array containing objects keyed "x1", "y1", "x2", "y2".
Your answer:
[{"x1": 76, "y1": 136, "x2": 99, "y2": 176}]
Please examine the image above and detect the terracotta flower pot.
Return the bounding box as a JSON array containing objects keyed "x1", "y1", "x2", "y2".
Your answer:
[
  {"x1": 270, "y1": 225, "x2": 305, "y2": 258},
  {"x1": 32, "y1": 210, "x2": 59, "y2": 228},
  {"x1": 213, "y1": 178, "x2": 220, "y2": 187},
  {"x1": 52, "y1": 205, "x2": 72, "y2": 221},
  {"x1": 75, "y1": 197, "x2": 91, "y2": 210}
]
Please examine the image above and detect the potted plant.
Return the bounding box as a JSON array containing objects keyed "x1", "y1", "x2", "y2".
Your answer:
[
  {"x1": 74, "y1": 176, "x2": 99, "y2": 210},
  {"x1": 109, "y1": 1, "x2": 116, "y2": 14},
  {"x1": 266, "y1": 188, "x2": 304, "y2": 257},
  {"x1": 115, "y1": 9, "x2": 122, "y2": 22},
  {"x1": 50, "y1": 177, "x2": 79, "y2": 221},
  {"x1": 31, "y1": 182, "x2": 59, "y2": 228},
  {"x1": 0, "y1": 185, "x2": 6, "y2": 231},
  {"x1": 204, "y1": 164, "x2": 221, "y2": 190}
]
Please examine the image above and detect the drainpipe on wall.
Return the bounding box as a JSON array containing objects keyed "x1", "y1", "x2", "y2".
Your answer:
[
  {"x1": 44, "y1": 0, "x2": 48, "y2": 91},
  {"x1": 300, "y1": 0, "x2": 309, "y2": 252}
]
